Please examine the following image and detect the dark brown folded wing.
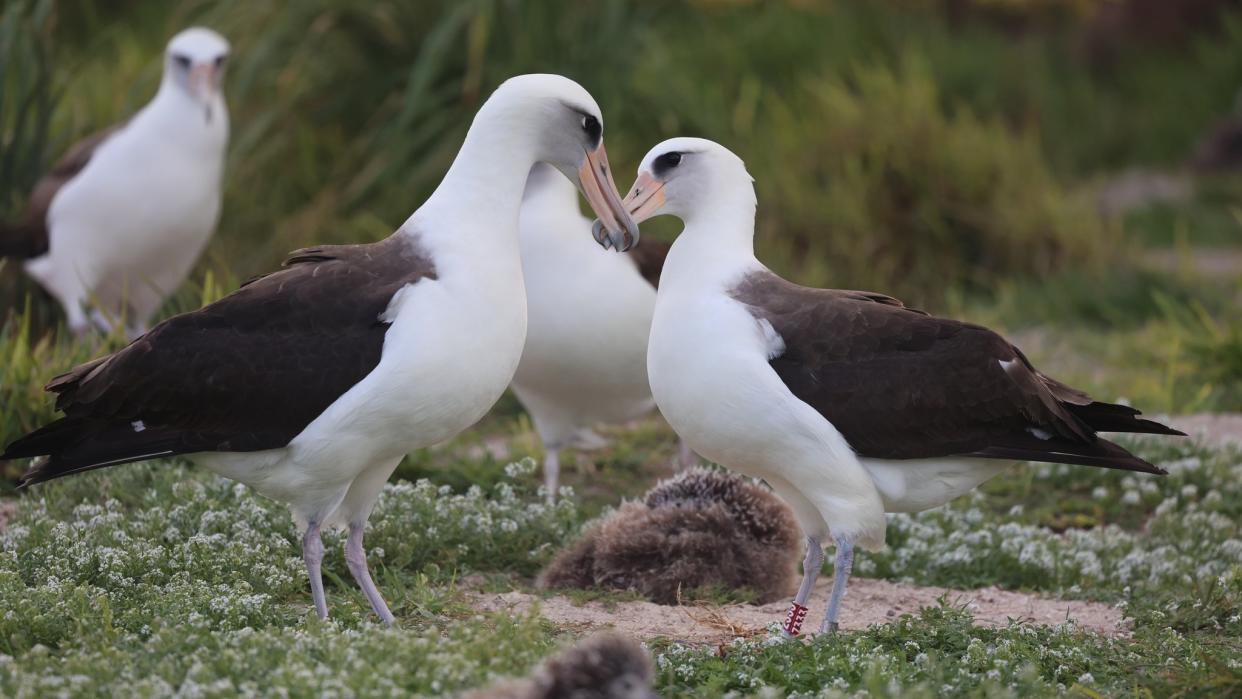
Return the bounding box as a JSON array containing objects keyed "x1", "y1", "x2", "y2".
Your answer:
[
  {"x1": 5, "y1": 235, "x2": 436, "y2": 484},
  {"x1": 730, "y1": 270, "x2": 1179, "y2": 473}
]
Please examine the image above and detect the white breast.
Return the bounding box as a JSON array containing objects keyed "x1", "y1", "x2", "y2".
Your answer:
[
  {"x1": 647, "y1": 267, "x2": 887, "y2": 549},
  {"x1": 48, "y1": 124, "x2": 223, "y2": 264},
  {"x1": 31, "y1": 100, "x2": 227, "y2": 326}
]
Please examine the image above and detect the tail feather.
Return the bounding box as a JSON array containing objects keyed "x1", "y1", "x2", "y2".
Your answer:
[
  {"x1": 0, "y1": 220, "x2": 42, "y2": 258},
  {"x1": 974, "y1": 434, "x2": 1167, "y2": 475},
  {"x1": 4, "y1": 417, "x2": 178, "y2": 487},
  {"x1": 1066, "y1": 400, "x2": 1185, "y2": 436}
]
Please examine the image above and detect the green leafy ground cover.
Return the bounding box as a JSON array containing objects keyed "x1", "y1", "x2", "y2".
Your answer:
[{"x1": 0, "y1": 438, "x2": 1239, "y2": 696}]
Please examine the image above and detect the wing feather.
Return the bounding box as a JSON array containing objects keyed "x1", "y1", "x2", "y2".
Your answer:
[
  {"x1": 5, "y1": 235, "x2": 436, "y2": 485},
  {"x1": 730, "y1": 270, "x2": 1178, "y2": 474}
]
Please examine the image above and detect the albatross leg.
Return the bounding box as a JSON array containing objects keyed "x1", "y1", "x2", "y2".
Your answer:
[
  {"x1": 819, "y1": 536, "x2": 855, "y2": 635},
  {"x1": 345, "y1": 522, "x2": 395, "y2": 625},
  {"x1": 302, "y1": 522, "x2": 328, "y2": 620},
  {"x1": 543, "y1": 447, "x2": 561, "y2": 504},
  {"x1": 675, "y1": 439, "x2": 699, "y2": 470},
  {"x1": 781, "y1": 535, "x2": 823, "y2": 637}
]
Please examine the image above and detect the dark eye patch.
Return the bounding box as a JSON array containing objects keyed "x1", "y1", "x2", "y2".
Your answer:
[
  {"x1": 172, "y1": 53, "x2": 191, "y2": 69},
  {"x1": 653, "y1": 151, "x2": 682, "y2": 177},
  {"x1": 214, "y1": 55, "x2": 228, "y2": 68},
  {"x1": 581, "y1": 114, "x2": 601, "y2": 148}
]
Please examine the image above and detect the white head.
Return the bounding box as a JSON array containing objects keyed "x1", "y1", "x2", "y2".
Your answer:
[
  {"x1": 617, "y1": 137, "x2": 755, "y2": 228},
  {"x1": 470, "y1": 74, "x2": 639, "y2": 250},
  {"x1": 163, "y1": 27, "x2": 230, "y2": 108}
]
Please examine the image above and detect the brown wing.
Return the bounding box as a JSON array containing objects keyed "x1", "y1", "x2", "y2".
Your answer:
[
  {"x1": 4, "y1": 235, "x2": 437, "y2": 485},
  {"x1": 731, "y1": 270, "x2": 1180, "y2": 474},
  {"x1": 624, "y1": 238, "x2": 671, "y2": 288},
  {"x1": 0, "y1": 125, "x2": 124, "y2": 258}
]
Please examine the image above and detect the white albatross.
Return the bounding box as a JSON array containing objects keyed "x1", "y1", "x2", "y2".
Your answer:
[
  {"x1": 2, "y1": 75, "x2": 639, "y2": 625},
  {"x1": 617, "y1": 137, "x2": 1182, "y2": 636},
  {"x1": 512, "y1": 163, "x2": 674, "y2": 501},
  {"x1": 1, "y1": 27, "x2": 230, "y2": 337}
]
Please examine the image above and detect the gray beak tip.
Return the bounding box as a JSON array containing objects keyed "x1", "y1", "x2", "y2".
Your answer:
[
  {"x1": 590, "y1": 218, "x2": 604, "y2": 245},
  {"x1": 591, "y1": 218, "x2": 612, "y2": 250},
  {"x1": 612, "y1": 220, "x2": 641, "y2": 253},
  {"x1": 591, "y1": 218, "x2": 640, "y2": 253}
]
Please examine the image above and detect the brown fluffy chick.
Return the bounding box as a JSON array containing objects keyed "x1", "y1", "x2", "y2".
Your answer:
[
  {"x1": 539, "y1": 468, "x2": 800, "y2": 604},
  {"x1": 464, "y1": 631, "x2": 659, "y2": 699}
]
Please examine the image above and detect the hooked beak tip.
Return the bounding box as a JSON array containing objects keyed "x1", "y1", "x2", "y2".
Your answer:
[
  {"x1": 591, "y1": 218, "x2": 639, "y2": 252},
  {"x1": 614, "y1": 221, "x2": 639, "y2": 252},
  {"x1": 591, "y1": 219, "x2": 612, "y2": 249}
]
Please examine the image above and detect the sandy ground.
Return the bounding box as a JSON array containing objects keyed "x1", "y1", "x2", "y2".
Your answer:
[
  {"x1": 1169, "y1": 413, "x2": 1242, "y2": 446},
  {"x1": 469, "y1": 577, "x2": 1126, "y2": 644}
]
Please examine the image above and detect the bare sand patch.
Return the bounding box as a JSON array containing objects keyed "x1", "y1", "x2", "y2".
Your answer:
[
  {"x1": 1170, "y1": 413, "x2": 1242, "y2": 447},
  {"x1": 469, "y1": 576, "x2": 1126, "y2": 644}
]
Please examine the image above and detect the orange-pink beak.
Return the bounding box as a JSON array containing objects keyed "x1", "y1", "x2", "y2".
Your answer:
[
  {"x1": 579, "y1": 143, "x2": 640, "y2": 252},
  {"x1": 188, "y1": 63, "x2": 222, "y2": 101},
  {"x1": 620, "y1": 171, "x2": 665, "y2": 224}
]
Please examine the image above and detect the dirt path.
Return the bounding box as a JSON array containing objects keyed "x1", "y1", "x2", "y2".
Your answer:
[
  {"x1": 470, "y1": 577, "x2": 1126, "y2": 644},
  {"x1": 1169, "y1": 413, "x2": 1242, "y2": 447}
]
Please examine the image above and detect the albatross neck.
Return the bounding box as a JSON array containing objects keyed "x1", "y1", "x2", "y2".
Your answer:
[
  {"x1": 405, "y1": 111, "x2": 541, "y2": 256},
  {"x1": 662, "y1": 182, "x2": 762, "y2": 291},
  {"x1": 130, "y1": 77, "x2": 229, "y2": 159}
]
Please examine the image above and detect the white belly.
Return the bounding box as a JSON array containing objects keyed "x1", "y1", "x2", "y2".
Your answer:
[{"x1": 863, "y1": 457, "x2": 1013, "y2": 512}]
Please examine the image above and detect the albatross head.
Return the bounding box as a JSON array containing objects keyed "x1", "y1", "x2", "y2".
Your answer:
[
  {"x1": 615, "y1": 137, "x2": 755, "y2": 226},
  {"x1": 484, "y1": 74, "x2": 639, "y2": 251},
  {"x1": 164, "y1": 27, "x2": 230, "y2": 111}
]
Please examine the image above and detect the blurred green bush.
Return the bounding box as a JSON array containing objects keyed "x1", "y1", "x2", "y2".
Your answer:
[
  {"x1": 1, "y1": 0, "x2": 1239, "y2": 309},
  {"x1": 746, "y1": 59, "x2": 1114, "y2": 300}
]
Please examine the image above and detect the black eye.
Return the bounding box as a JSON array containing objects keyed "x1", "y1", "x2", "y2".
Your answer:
[
  {"x1": 172, "y1": 53, "x2": 191, "y2": 69},
  {"x1": 653, "y1": 151, "x2": 682, "y2": 176},
  {"x1": 214, "y1": 55, "x2": 228, "y2": 69},
  {"x1": 581, "y1": 114, "x2": 601, "y2": 144}
]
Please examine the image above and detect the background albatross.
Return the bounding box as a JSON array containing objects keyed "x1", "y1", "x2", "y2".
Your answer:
[
  {"x1": 2, "y1": 74, "x2": 638, "y2": 625},
  {"x1": 621, "y1": 137, "x2": 1183, "y2": 637},
  {"x1": 1, "y1": 27, "x2": 230, "y2": 337},
  {"x1": 513, "y1": 163, "x2": 672, "y2": 501}
]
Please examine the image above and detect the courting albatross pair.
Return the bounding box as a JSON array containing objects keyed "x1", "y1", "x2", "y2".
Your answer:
[
  {"x1": 1, "y1": 28, "x2": 230, "y2": 337},
  {"x1": 615, "y1": 137, "x2": 1183, "y2": 636},
  {"x1": 2, "y1": 75, "x2": 639, "y2": 625}
]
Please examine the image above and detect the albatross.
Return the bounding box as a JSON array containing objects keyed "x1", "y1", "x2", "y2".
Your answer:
[
  {"x1": 617, "y1": 137, "x2": 1183, "y2": 636},
  {"x1": 512, "y1": 163, "x2": 672, "y2": 501},
  {"x1": 2, "y1": 74, "x2": 639, "y2": 625},
  {"x1": 0, "y1": 27, "x2": 230, "y2": 337}
]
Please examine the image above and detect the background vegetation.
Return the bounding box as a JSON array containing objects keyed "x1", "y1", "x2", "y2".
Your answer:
[{"x1": 1, "y1": 0, "x2": 1240, "y2": 696}]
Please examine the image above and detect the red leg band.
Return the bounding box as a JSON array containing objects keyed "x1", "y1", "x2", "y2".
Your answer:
[{"x1": 783, "y1": 601, "x2": 809, "y2": 636}]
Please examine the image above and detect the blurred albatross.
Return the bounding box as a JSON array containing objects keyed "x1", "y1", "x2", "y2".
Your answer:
[
  {"x1": 513, "y1": 164, "x2": 671, "y2": 501},
  {"x1": 0, "y1": 28, "x2": 230, "y2": 337},
  {"x1": 621, "y1": 137, "x2": 1183, "y2": 636},
  {"x1": 2, "y1": 75, "x2": 638, "y2": 625}
]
